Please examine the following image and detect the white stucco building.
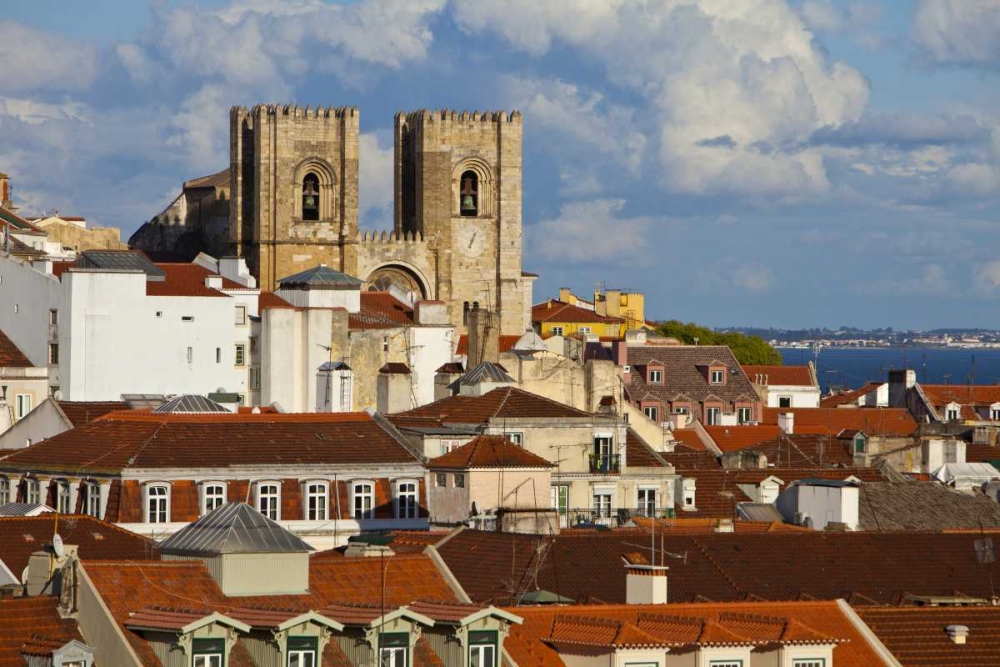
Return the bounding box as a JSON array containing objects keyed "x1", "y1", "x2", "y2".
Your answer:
[{"x1": 743, "y1": 363, "x2": 821, "y2": 409}]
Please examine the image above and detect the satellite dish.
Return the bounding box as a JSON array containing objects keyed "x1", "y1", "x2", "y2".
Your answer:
[
  {"x1": 52, "y1": 533, "x2": 65, "y2": 558},
  {"x1": 52, "y1": 389, "x2": 63, "y2": 401}
]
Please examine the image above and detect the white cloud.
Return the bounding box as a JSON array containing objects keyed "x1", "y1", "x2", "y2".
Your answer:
[
  {"x1": 947, "y1": 162, "x2": 1000, "y2": 196},
  {"x1": 798, "y1": 0, "x2": 844, "y2": 31},
  {"x1": 0, "y1": 21, "x2": 100, "y2": 93},
  {"x1": 695, "y1": 260, "x2": 775, "y2": 295},
  {"x1": 731, "y1": 263, "x2": 774, "y2": 294},
  {"x1": 454, "y1": 0, "x2": 870, "y2": 198},
  {"x1": 359, "y1": 132, "x2": 394, "y2": 229},
  {"x1": 0, "y1": 98, "x2": 89, "y2": 125},
  {"x1": 862, "y1": 263, "x2": 955, "y2": 296},
  {"x1": 975, "y1": 260, "x2": 1000, "y2": 297},
  {"x1": 531, "y1": 199, "x2": 656, "y2": 263},
  {"x1": 912, "y1": 0, "x2": 1000, "y2": 68}
]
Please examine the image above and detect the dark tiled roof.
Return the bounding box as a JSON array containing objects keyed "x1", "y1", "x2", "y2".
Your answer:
[
  {"x1": 742, "y1": 365, "x2": 815, "y2": 387},
  {"x1": 0, "y1": 329, "x2": 32, "y2": 368},
  {"x1": 56, "y1": 400, "x2": 128, "y2": 426},
  {"x1": 627, "y1": 345, "x2": 759, "y2": 405},
  {"x1": 427, "y1": 435, "x2": 553, "y2": 469},
  {"x1": 349, "y1": 292, "x2": 415, "y2": 330},
  {"x1": 379, "y1": 362, "x2": 411, "y2": 374},
  {"x1": 153, "y1": 394, "x2": 230, "y2": 413},
  {"x1": 625, "y1": 429, "x2": 667, "y2": 468},
  {"x1": 0, "y1": 412, "x2": 420, "y2": 474},
  {"x1": 858, "y1": 605, "x2": 1000, "y2": 667},
  {"x1": 0, "y1": 597, "x2": 82, "y2": 667},
  {"x1": 436, "y1": 528, "x2": 1000, "y2": 606},
  {"x1": 858, "y1": 481, "x2": 1000, "y2": 531},
  {"x1": 0, "y1": 515, "x2": 154, "y2": 579},
  {"x1": 459, "y1": 361, "x2": 513, "y2": 385},
  {"x1": 391, "y1": 387, "x2": 596, "y2": 427}
]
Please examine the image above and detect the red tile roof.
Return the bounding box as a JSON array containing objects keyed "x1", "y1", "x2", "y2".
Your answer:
[
  {"x1": 742, "y1": 433, "x2": 856, "y2": 468},
  {"x1": 742, "y1": 365, "x2": 815, "y2": 387},
  {"x1": 258, "y1": 290, "x2": 297, "y2": 311},
  {"x1": 0, "y1": 515, "x2": 154, "y2": 584},
  {"x1": 145, "y1": 263, "x2": 241, "y2": 298},
  {"x1": 631, "y1": 516, "x2": 813, "y2": 534},
  {"x1": 503, "y1": 601, "x2": 880, "y2": 667},
  {"x1": 0, "y1": 412, "x2": 420, "y2": 474},
  {"x1": 532, "y1": 300, "x2": 623, "y2": 324},
  {"x1": 625, "y1": 429, "x2": 667, "y2": 467},
  {"x1": 820, "y1": 382, "x2": 883, "y2": 408},
  {"x1": 921, "y1": 384, "x2": 1000, "y2": 419},
  {"x1": 427, "y1": 435, "x2": 554, "y2": 469},
  {"x1": 761, "y1": 407, "x2": 918, "y2": 436},
  {"x1": 56, "y1": 400, "x2": 128, "y2": 427},
  {"x1": 858, "y1": 605, "x2": 1000, "y2": 667},
  {"x1": 0, "y1": 597, "x2": 82, "y2": 667},
  {"x1": 349, "y1": 292, "x2": 415, "y2": 330},
  {"x1": 390, "y1": 387, "x2": 596, "y2": 427},
  {"x1": 704, "y1": 425, "x2": 784, "y2": 452},
  {"x1": 455, "y1": 334, "x2": 522, "y2": 356},
  {"x1": 0, "y1": 329, "x2": 32, "y2": 368},
  {"x1": 671, "y1": 429, "x2": 709, "y2": 451}
]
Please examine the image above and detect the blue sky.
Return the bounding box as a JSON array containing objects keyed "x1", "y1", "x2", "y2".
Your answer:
[{"x1": 2, "y1": 0, "x2": 999, "y2": 330}]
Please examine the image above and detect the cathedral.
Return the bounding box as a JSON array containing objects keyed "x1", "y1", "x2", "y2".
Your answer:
[{"x1": 131, "y1": 105, "x2": 533, "y2": 335}]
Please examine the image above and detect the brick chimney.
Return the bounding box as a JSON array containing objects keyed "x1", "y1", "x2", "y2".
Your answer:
[
  {"x1": 624, "y1": 555, "x2": 668, "y2": 604},
  {"x1": 0, "y1": 174, "x2": 14, "y2": 211},
  {"x1": 468, "y1": 306, "x2": 499, "y2": 367}
]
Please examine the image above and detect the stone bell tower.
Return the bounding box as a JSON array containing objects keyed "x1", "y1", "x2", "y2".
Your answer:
[
  {"x1": 394, "y1": 109, "x2": 527, "y2": 335},
  {"x1": 229, "y1": 104, "x2": 360, "y2": 290}
]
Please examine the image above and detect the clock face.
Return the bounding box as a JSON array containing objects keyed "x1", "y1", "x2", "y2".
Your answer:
[{"x1": 457, "y1": 225, "x2": 486, "y2": 258}]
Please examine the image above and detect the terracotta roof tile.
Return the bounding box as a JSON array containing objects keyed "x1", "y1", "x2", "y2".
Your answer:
[
  {"x1": 761, "y1": 407, "x2": 918, "y2": 436},
  {"x1": 0, "y1": 597, "x2": 82, "y2": 667},
  {"x1": 704, "y1": 425, "x2": 784, "y2": 452},
  {"x1": 625, "y1": 429, "x2": 667, "y2": 467},
  {"x1": 820, "y1": 382, "x2": 883, "y2": 408},
  {"x1": 145, "y1": 263, "x2": 240, "y2": 298},
  {"x1": 0, "y1": 329, "x2": 32, "y2": 368},
  {"x1": 427, "y1": 435, "x2": 554, "y2": 469},
  {"x1": 921, "y1": 384, "x2": 1000, "y2": 419},
  {"x1": 390, "y1": 387, "x2": 596, "y2": 426},
  {"x1": 258, "y1": 290, "x2": 297, "y2": 311},
  {"x1": 670, "y1": 429, "x2": 709, "y2": 451},
  {"x1": 56, "y1": 400, "x2": 128, "y2": 426},
  {"x1": 0, "y1": 412, "x2": 419, "y2": 474},
  {"x1": 627, "y1": 345, "x2": 760, "y2": 406},
  {"x1": 455, "y1": 334, "x2": 522, "y2": 355},
  {"x1": 349, "y1": 292, "x2": 415, "y2": 330},
  {"x1": 742, "y1": 365, "x2": 815, "y2": 387},
  {"x1": 858, "y1": 605, "x2": 1000, "y2": 667},
  {"x1": 532, "y1": 300, "x2": 623, "y2": 324}
]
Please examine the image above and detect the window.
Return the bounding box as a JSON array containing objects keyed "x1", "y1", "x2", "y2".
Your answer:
[
  {"x1": 708, "y1": 662, "x2": 743, "y2": 667},
  {"x1": 353, "y1": 481, "x2": 374, "y2": 520},
  {"x1": 593, "y1": 435, "x2": 614, "y2": 472},
  {"x1": 551, "y1": 485, "x2": 568, "y2": 516},
  {"x1": 26, "y1": 478, "x2": 40, "y2": 505},
  {"x1": 459, "y1": 170, "x2": 478, "y2": 217},
  {"x1": 48, "y1": 309, "x2": 58, "y2": 325},
  {"x1": 710, "y1": 369, "x2": 724, "y2": 384},
  {"x1": 396, "y1": 481, "x2": 418, "y2": 518},
  {"x1": 792, "y1": 661, "x2": 825, "y2": 667},
  {"x1": 469, "y1": 630, "x2": 498, "y2": 667},
  {"x1": 578, "y1": 326, "x2": 591, "y2": 334},
  {"x1": 638, "y1": 488, "x2": 657, "y2": 517},
  {"x1": 945, "y1": 441, "x2": 959, "y2": 464},
  {"x1": 186, "y1": 347, "x2": 193, "y2": 363},
  {"x1": 235, "y1": 343, "x2": 246, "y2": 366},
  {"x1": 593, "y1": 491, "x2": 613, "y2": 518},
  {"x1": 992, "y1": 407, "x2": 1000, "y2": 421},
  {"x1": 287, "y1": 636, "x2": 317, "y2": 667},
  {"x1": 257, "y1": 482, "x2": 280, "y2": 521},
  {"x1": 453, "y1": 474, "x2": 465, "y2": 489},
  {"x1": 648, "y1": 369, "x2": 662, "y2": 384},
  {"x1": 249, "y1": 367, "x2": 261, "y2": 390},
  {"x1": 302, "y1": 172, "x2": 320, "y2": 221},
  {"x1": 436, "y1": 473, "x2": 447, "y2": 488},
  {"x1": 215, "y1": 347, "x2": 222, "y2": 364},
  {"x1": 181, "y1": 315, "x2": 194, "y2": 322},
  {"x1": 673, "y1": 405, "x2": 690, "y2": 415},
  {"x1": 15, "y1": 394, "x2": 32, "y2": 420},
  {"x1": 57, "y1": 481, "x2": 71, "y2": 514},
  {"x1": 380, "y1": 635, "x2": 409, "y2": 666},
  {"x1": 146, "y1": 485, "x2": 169, "y2": 523},
  {"x1": 235, "y1": 305, "x2": 247, "y2": 325},
  {"x1": 643, "y1": 405, "x2": 659, "y2": 422},
  {"x1": 305, "y1": 482, "x2": 329, "y2": 521},
  {"x1": 83, "y1": 482, "x2": 101, "y2": 518},
  {"x1": 155, "y1": 310, "x2": 163, "y2": 318},
  {"x1": 0, "y1": 477, "x2": 8, "y2": 505},
  {"x1": 506, "y1": 432, "x2": 523, "y2": 446},
  {"x1": 192, "y1": 638, "x2": 225, "y2": 667},
  {"x1": 947, "y1": 406, "x2": 961, "y2": 421},
  {"x1": 706, "y1": 407, "x2": 721, "y2": 425},
  {"x1": 737, "y1": 407, "x2": 752, "y2": 424},
  {"x1": 551, "y1": 326, "x2": 564, "y2": 336},
  {"x1": 440, "y1": 439, "x2": 462, "y2": 455},
  {"x1": 202, "y1": 483, "x2": 226, "y2": 515},
  {"x1": 854, "y1": 434, "x2": 866, "y2": 455},
  {"x1": 779, "y1": 396, "x2": 792, "y2": 408}
]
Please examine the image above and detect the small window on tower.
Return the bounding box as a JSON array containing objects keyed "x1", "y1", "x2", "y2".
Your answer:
[
  {"x1": 302, "y1": 172, "x2": 320, "y2": 221},
  {"x1": 460, "y1": 170, "x2": 478, "y2": 217}
]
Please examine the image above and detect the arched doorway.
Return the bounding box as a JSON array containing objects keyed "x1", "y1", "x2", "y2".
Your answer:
[{"x1": 364, "y1": 264, "x2": 430, "y2": 303}]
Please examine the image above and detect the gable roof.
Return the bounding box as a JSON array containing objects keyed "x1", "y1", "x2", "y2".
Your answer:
[
  {"x1": 741, "y1": 365, "x2": 815, "y2": 387},
  {"x1": 153, "y1": 394, "x2": 230, "y2": 414},
  {"x1": 455, "y1": 334, "x2": 522, "y2": 356},
  {"x1": 459, "y1": 361, "x2": 514, "y2": 385},
  {"x1": 0, "y1": 328, "x2": 32, "y2": 368},
  {"x1": 625, "y1": 428, "x2": 668, "y2": 468},
  {"x1": 532, "y1": 300, "x2": 624, "y2": 325},
  {"x1": 145, "y1": 263, "x2": 239, "y2": 297},
  {"x1": 627, "y1": 345, "x2": 760, "y2": 405},
  {"x1": 921, "y1": 384, "x2": 1000, "y2": 419},
  {"x1": 159, "y1": 503, "x2": 314, "y2": 556},
  {"x1": 761, "y1": 407, "x2": 919, "y2": 437},
  {"x1": 0, "y1": 597, "x2": 84, "y2": 667},
  {"x1": 390, "y1": 387, "x2": 596, "y2": 428},
  {"x1": 820, "y1": 382, "x2": 883, "y2": 408},
  {"x1": 427, "y1": 435, "x2": 554, "y2": 469},
  {"x1": 55, "y1": 400, "x2": 128, "y2": 427},
  {"x1": 349, "y1": 291, "x2": 415, "y2": 330},
  {"x1": 0, "y1": 411, "x2": 420, "y2": 474}
]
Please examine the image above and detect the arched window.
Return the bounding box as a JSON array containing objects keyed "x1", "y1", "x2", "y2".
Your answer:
[
  {"x1": 460, "y1": 170, "x2": 478, "y2": 217},
  {"x1": 302, "y1": 172, "x2": 320, "y2": 221}
]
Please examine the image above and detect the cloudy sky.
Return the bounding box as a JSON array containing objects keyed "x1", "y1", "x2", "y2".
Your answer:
[{"x1": 2, "y1": 0, "x2": 999, "y2": 330}]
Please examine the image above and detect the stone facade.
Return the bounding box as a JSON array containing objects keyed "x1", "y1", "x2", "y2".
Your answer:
[{"x1": 133, "y1": 104, "x2": 529, "y2": 336}]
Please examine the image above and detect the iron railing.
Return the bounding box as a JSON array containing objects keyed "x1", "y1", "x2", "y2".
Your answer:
[{"x1": 589, "y1": 453, "x2": 621, "y2": 474}]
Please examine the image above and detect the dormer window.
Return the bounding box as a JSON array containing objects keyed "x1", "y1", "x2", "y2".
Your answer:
[
  {"x1": 379, "y1": 633, "x2": 409, "y2": 667},
  {"x1": 145, "y1": 484, "x2": 170, "y2": 523},
  {"x1": 469, "y1": 630, "x2": 498, "y2": 667},
  {"x1": 353, "y1": 480, "x2": 375, "y2": 520},
  {"x1": 710, "y1": 368, "x2": 725, "y2": 385},
  {"x1": 648, "y1": 369, "x2": 662, "y2": 384},
  {"x1": 395, "y1": 480, "x2": 418, "y2": 519},
  {"x1": 287, "y1": 636, "x2": 318, "y2": 667},
  {"x1": 192, "y1": 638, "x2": 225, "y2": 667},
  {"x1": 83, "y1": 481, "x2": 101, "y2": 518},
  {"x1": 305, "y1": 481, "x2": 329, "y2": 521},
  {"x1": 946, "y1": 403, "x2": 961, "y2": 421},
  {"x1": 57, "y1": 480, "x2": 71, "y2": 514},
  {"x1": 991, "y1": 403, "x2": 1000, "y2": 421},
  {"x1": 854, "y1": 433, "x2": 867, "y2": 455}
]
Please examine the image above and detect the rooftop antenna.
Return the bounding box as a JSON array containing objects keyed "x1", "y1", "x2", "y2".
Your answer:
[{"x1": 975, "y1": 518, "x2": 997, "y2": 603}]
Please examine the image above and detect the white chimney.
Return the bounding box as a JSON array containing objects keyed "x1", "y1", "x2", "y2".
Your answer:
[
  {"x1": 676, "y1": 477, "x2": 697, "y2": 512},
  {"x1": 946, "y1": 625, "x2": 969, "y2": 645},
  {"x1": 778, "y1": 411, "x2": 795, "y2": 434},
  {"x1": 625, "y1": 563, "x2": 669, "y2": 604},
  {"x1": 204, "y1": 275, "x2": 223, "y2": 290}
]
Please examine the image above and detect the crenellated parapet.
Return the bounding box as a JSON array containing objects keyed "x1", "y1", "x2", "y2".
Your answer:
[
  {"x1": 395, "y1": 109, "x2": 522, "y2": 130},
  {"x1": 358, "y1": 230, "x2": 425, "y2": 244}
]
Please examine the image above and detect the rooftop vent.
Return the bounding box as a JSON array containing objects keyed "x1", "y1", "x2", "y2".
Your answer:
[{"x1": 946, "y1": 624, "x2": 970, "y2": 645}]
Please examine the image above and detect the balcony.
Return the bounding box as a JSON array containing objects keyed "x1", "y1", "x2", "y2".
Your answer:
[
  {"x1": 589, "y1": 453, "x2": 621, "y2": 474},
  {"x1": 559, "y1": 506, "x2": 676, "y2": 529}
]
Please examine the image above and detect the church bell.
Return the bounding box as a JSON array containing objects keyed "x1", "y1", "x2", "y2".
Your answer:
[
  {"x1": 461, "y1": 194, "x2": 476, "y2": 213},
  {"x1": 303, "y1": 181, "x2": 318, "y2": 211}
]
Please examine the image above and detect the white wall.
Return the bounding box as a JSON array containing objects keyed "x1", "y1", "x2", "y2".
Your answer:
[
  {"x1": 408, "y1": 325, "x2": 456, "y2": 407},
  {"x1": 776, "y1": 483, "x2": 859, "y2": 531},
  {"x1": 765, "y1": 385, "x2": 821, "y2": 408}
]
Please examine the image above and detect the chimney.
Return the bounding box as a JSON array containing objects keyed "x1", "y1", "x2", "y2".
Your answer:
[
  {"x1": 946, "y1": 625, "x2": 969, "y2": 645},
  {"x1": 624, "y1": 558, "x2": 669, "y2": 604},
  {"x1": 468, "y1": 307, "x2": 499, "y2": 367},
  {"x1": 377, "y1": 363, "x2": 412, "y2": 414},
  {"x1": 0, "y1": 173, "x2": 13, "y2": 211},
  {"x1": 25, "y1": 543, "x2": 77, "y2": 596},
  {"x1": 778, "y1": 412, "x2": 794, "y2": 435},
  {"x1": 676, "y1": 477, "x2": 697, "y2": 512},
  {"x1": 204, "y1": 275, "x2": 223, "y2": 290},
  {"x1": 559, "y1": 287, "x2": 573, "y2": 303},
  {"x1": 888, "y1": 368, "x2": 916, "y2": 407},
  {"x1": 414, "y1": 300, "x2": 448, "y2": 325}
]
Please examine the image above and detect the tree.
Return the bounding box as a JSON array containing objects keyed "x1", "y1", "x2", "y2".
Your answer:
[{"x1": 654, "y1": 320, "x2": 783, "y2": 365}]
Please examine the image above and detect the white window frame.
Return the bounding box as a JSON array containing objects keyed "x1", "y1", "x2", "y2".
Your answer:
[
  {"x1": 0, "y1": 476, "x2": 8, "y2": 505},
  {"x1": 256, "y1": 481, "x2": 281, "y2": 521},
  {"x1": 578, "y1": 326, "x2": 591, "y2": 334},
  {"x1": 709, "y1": 662, "x2": 743, "y2": 667},
  {"x1": 592, "y1": 489, "x2": 614, "y2": 518},
  {"x1": 352, "y1": 480, "x2": 375, "y2": 520},
  {"x1": 648, "y1": 369, "x2": 662, "y2": 384},
  {"x1": 706, "y1": 407, "x2": 722, "y2": 425},
  {"x1": 379, "y1": 645, "x2": 407, "y2": 667},
  {"x1": 57, "y1": 480, "x2": 72, "y2": 514},
  {"x1": 235, "y1": 305, "x2": 247, "y2": 325},
  {"x1": 83, "y1": 481, "x2": 101, "y2": 518},
  {"x1": 991, "y1": 405, "x2": 1000, "y2": 421},
  {"x1": 505, "y1": 432, "x2": 523, "y2": 446},
  {"x1": 201, "y1": 482, "x2": 227, "y2": 515},
  {"x1": 946, "y1": 403, "x2": 961, "y2": 421},
  {"x1": 470, "y1": 642, "x2": 497, "y2": 667},
  {"x1": 395, "y1": 480, "x2": 419, "y2": 519},
  {"x1": 643, "y1": 405, "x2": 659, "y2": 422},
  {"x1": 235, "y1": 343, "x2": 246, "y2": 367},
  {"x1": 304, "y1": 481, "x2": 329, "y2": 521},
  {"x1": 737, "y1": 407, "x2": 752, "y2": 424},
  {"x1": 145, "y1": 484, "x2": 170, "y2": 524},
  {"x1": 26, "y1": 478, "x2": 40, "y2": 505},
  {"x1": 710, "y1": 369, "x2": 724, "y2": 384},
  {"x1": 637, "y1": 487, "x2": 658, "y2": 517},
  {"x1": 791, "y1": 660, "x2": 825, "y2": 667},
  {"x1": 15, "y1": 393, "x2": 32, "y2": 420}
]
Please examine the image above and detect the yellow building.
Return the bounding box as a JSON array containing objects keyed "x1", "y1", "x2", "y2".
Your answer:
[
  {"x1": 594, "y1": 287, "x2": 646, "y2": 330},
  {"x1": 532, "y1": 298, "x2": 625, "y2": 339}
]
